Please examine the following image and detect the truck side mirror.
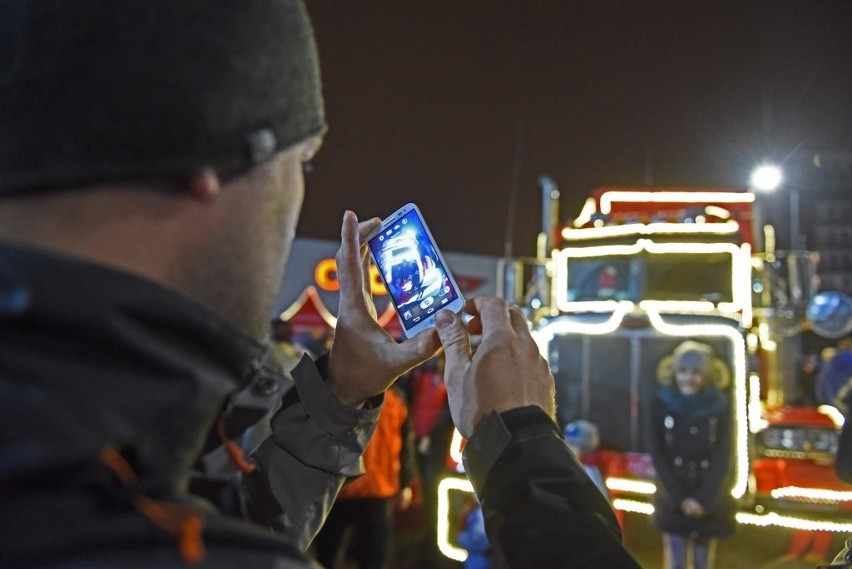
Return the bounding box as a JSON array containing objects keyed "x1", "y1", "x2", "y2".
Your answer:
[{"x1": 806, "y1": 291, "x2": 852, "y2": 339}]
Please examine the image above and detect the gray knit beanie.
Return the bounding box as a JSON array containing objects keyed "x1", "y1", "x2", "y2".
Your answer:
[{"x1": 0, "y1": 0, "x2": 326, "y2": 193}]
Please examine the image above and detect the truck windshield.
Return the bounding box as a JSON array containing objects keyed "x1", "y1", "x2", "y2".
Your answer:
[
  {"x1": 644, "y1": 252, "x2": 733, "y2": 302},
  {"x1": 565, "y1": 252, "x2": 733, "y2": 303}
]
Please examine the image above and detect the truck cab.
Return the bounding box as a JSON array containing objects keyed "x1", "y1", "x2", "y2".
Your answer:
[{"x1": 436, "y1": 186, "x2": 852, "y2": 563}]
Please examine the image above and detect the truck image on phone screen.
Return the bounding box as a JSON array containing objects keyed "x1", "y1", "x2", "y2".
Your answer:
[{"x1": 368, "y1": 203, "x2": 465, "y2": 339}]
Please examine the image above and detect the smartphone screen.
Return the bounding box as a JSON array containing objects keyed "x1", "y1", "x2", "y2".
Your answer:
[{"x1": 367, "y1": 204, "x2": 465, "y2": 338}]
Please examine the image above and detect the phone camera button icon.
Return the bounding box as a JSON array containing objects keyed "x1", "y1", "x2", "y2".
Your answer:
[{"x1": 419, "y1": 297, "x2": 434, "y2": 309}]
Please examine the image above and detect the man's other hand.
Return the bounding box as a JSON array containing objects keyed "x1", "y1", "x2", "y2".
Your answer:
[
  {"x1": 434, "y1": 297, "x2": 556, "y2": 438},
  {"x1": 327, "y1": 210, "x2": 441, "y2": 407}
]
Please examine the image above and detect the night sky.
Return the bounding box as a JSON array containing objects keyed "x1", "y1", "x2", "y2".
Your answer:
[{"x1": 298, "y1": 1, "x2": 852, "y2": 257}]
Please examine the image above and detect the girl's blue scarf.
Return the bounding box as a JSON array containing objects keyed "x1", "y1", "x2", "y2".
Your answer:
[{"x1": 658, "y1": 385, "x2": 727, "y2": 418}]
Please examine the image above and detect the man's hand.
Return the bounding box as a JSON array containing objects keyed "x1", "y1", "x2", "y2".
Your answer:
[
  {"x1": 327, "y1": 211, "x2": 441, "y2": 407},
  {"x1": 434, "y1": 297, "x2": 556, "y2": 439}
]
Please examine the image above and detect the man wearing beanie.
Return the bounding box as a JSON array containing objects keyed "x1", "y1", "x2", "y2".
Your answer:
[{"x1": 0, "y1": 2, "x2": 638, "y2": 568}]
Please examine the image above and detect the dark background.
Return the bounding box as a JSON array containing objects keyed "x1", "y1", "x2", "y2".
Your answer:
[{"x1": 299, "y1": 0, "x2": 852, "y2": 257}]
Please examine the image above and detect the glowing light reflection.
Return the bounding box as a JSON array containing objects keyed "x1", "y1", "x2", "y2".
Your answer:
[
  {"x1": 449, "y1": 429, "x2": 465, "y2": 469},
  {"x1": 704, "y1": 205, "x2": 732, "y2": 219},
  {"x1": 605, "y1": 478, "x2": 656, "y2": 495},
  {"x1": 817, "y1": 405, "x2": 846, "y2": 428},
  {"x1": 561, "y1": 221, "x2": 740, "y2": 241},
  {"x1": 771, "y1": 486, "x2": 852, "y2": 503},
  {"x1": 736, "y1": 512, "x2": 852, "y2": 533},
  {"x1": 436, "y1": 477, "x2": 474, "y2": 562},
  {"x1": 614, "y1": 500, "x2": 852, "y2": 533},
  {"x1": 758, "y1": 322, "x2": 777, "y2": 351},
  {"x1": 749, "y1": 374, "x2": 767, "y2": 433},
  {"x1": 573, "y1": 197, "x2": 598, "y2": 228},
  {"x1": 532, "y1": 307, "x2": 630, "y2": 357},
  {"x1": 639, "y1": 300, "x2": 715, "y2": 313},
  {"x1": 613, "y1": 498, "x2": 655, "y2": 515},
  {"x1": 599, "y1": 191, "x2": 754, "y2": 216},
  {"x1": 277, "y1": 285, "x2": 337, "y2": 328}
]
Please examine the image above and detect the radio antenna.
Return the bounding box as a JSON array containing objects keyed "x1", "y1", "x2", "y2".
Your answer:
[{"x1": 504, "y1": 120, "x2": 525, "y2": 258}]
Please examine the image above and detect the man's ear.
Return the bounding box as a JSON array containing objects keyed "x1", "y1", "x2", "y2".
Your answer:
[{"x1": 186, "y1": 168, "x2": 221, "y2": 201}]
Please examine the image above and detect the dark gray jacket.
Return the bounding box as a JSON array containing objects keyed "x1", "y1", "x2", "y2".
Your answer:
[
  {"x1": 0, "y1": 241, "x2": 377, "y2": 567},
  {"x1": 463, "y1": 407, "x2": 641, "y2": 568}
]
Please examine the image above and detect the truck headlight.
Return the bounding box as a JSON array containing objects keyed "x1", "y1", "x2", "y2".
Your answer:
[{"x1": 758, "y1": 427, "x2": 838, "y2": 459}]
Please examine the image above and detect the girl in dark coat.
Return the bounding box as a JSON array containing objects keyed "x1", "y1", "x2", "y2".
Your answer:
[{"x1": 648, "y1": 341, "x2": 735, "y2": 569}]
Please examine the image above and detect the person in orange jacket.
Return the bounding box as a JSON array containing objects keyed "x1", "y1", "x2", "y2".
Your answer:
[{"x1": 313, "y1": 387, "x2": 416, "y2": 569}]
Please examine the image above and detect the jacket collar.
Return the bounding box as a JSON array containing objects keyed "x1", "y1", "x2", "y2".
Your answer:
[
  {"x1": 658, "y1": 385, "x2": 727, "y2": 418},
  {"x1": 0, "y1": 241, "x2": 266, "y2": 494}
]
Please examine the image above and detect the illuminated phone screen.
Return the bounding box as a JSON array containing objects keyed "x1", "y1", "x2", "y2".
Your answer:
[{"x1": 368, "y1": 208, "x2": 460, "y2": 332}]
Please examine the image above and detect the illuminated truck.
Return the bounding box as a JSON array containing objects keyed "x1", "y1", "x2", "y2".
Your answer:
[{"x1": 436, "y1": 185, "x2": 852, "y2": 562}]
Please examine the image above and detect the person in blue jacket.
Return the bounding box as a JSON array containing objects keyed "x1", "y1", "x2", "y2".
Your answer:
[
  {"x1": 457, "y1": 503, "x2": 492, "y2": 569},
  {"x1": 817, "y1": 338, "x2": 852, "y2": 407}
]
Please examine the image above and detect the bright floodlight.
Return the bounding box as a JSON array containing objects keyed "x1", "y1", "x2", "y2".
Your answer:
[{"x1": 750, "y1": 165, "x2": 783, "y2": 192}]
